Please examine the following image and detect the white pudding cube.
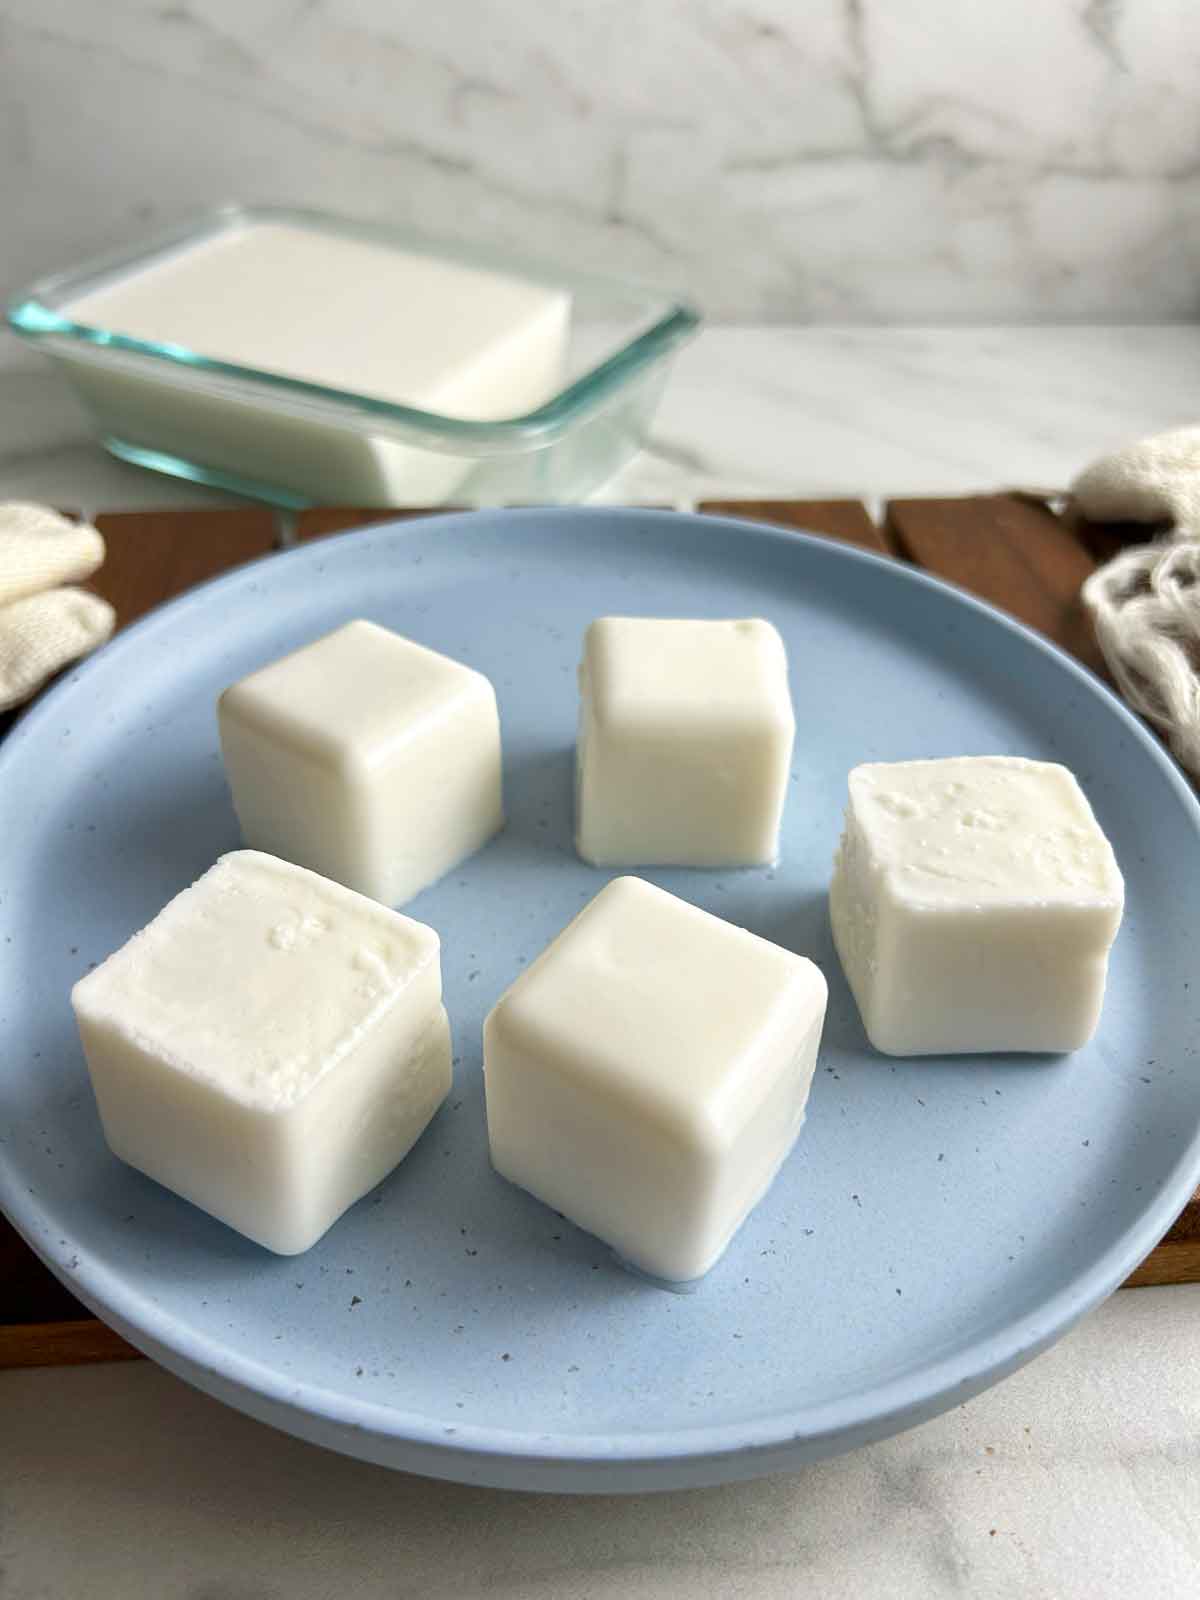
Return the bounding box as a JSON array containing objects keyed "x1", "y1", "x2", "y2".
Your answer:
[
  {"x1": 575, "y1": 617, "x2": 795, "y2": 867},
  {"x1": 60, "y1": 219, "x2": 571, "y2": 506},
  {"x1": 484, "y1": 875, "x2": 827, "y2": 1281},
  {"x1": 219, "y1": 619, "x2": 503, "y2": 906},
  {"x1": 71, "y1": 850, "x2": 451, "y2": 1254},
  {"x1": 830, "y1": 757, "x2": 1125, "y2": 1057}
]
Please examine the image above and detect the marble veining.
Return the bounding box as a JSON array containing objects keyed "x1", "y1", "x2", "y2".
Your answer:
[{"x1": 3, "y1": 0, "x2": 1200, "y2": 321}]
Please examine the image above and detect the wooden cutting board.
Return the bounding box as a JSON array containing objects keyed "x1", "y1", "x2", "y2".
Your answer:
[{"x1": 3, "y1": 495, "x2": 1197, "y2": 1372}]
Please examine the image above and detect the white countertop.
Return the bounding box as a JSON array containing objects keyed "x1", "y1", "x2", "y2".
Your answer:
[
  {"x1": 3, "y1": 325, "x2": 1199, "y2": 1598},
  {"x1": 4, "y1": 324, "x2": 1200, "y2": 511}
]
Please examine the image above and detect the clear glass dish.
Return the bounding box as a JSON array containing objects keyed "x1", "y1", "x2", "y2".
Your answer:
[{"x1": 7, "y1": 204, "x2": 701, "y2": 508}]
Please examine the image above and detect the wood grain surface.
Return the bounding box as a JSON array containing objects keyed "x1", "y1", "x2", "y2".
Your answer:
[
  {"x1": 699, "y1": 499, "x2": 892, "y2": 553},
  {"x1": 295, "y1": 506, "x2": 439, "y2": 542},
  {"x1": 886, "y1": 495, "x2": 1107, "y2": 676},
  {"x1": 2, "y1": 496, "x2": 1194, "y2": 1369},
  {"x1": 90, "y1": 508, "x2": 278, "y2": 626}
]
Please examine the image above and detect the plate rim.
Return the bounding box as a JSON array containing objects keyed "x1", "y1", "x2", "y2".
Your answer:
[{"x1": 3, "y1": 505, "x2": 1199, "y2": 1484}]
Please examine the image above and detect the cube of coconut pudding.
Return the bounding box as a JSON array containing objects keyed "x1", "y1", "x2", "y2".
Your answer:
[
  {"x1": 830, "y1": 758, "x2": 1124, "y2": 1056},
  {"x1": 484, "y1": 876, "x2": 828, "y2": 1281},
  {"x1": 575, "y1": 617, "x2": 795, "y2": 867},
  {"x1": 219, "y1": 619, "x2": 503, "y2": 906},
  {"x1": 71, "y1": 850, "x2": 451, "y2": 1253}
]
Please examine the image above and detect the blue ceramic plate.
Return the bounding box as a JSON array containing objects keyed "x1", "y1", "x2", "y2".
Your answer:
[{"x1": 2, "y1": 509, "x2": 1199, "y2": 1492}]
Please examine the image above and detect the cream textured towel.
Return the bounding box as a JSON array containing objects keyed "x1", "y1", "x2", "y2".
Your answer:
[
  {"x1": 0, "y1": 502, "x2": 115, "y2": 712},
  {"x1": 1073, "y1": 426, "x2": 1200, "y2": 538},
  {"x1": 1075, "y1": 427, "x2": 1200, "y2": 779},
  {"x1": 0, "y1": 502, "x2": 107, "y2": 605}
]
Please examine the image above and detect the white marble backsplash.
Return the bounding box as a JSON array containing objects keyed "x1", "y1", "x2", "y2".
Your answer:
[{"x1": 3, "y1": 0, "x2": 1200, "y2": 324}]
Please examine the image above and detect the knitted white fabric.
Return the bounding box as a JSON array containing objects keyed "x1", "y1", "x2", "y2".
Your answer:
[
  {"x1": 0, "y1": 502, "x2": 106, "y2": 605},
  {"x1": 0, "y1": 503, "x2": 114, "y2": 711},
  {"x1": 0, "y1": 587, "x2": 116, "y2": 711},
  {"x1": 1076, "y1": 427, "x2": 1200, "y2": 778}
]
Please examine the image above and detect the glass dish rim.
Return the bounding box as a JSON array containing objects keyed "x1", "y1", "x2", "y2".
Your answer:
[{"x1": 6, "y1": 202, "x2": 702, "y2": 447}]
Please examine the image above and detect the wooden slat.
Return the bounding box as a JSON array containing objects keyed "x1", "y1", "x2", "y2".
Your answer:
[
  {"x1": 1, "y1": 1216, "x2": 91, "y2": 1325},
  {"x1": 91, "y1": 508, "x2": 278, "y2": 626},
  {"x1": 295, "y1": 506, "x2": 446, "y2": 542},
  {"x1": 700, "y1": 498, "x2": 890, "y2": 553},
  {"x1": 886, "y1": 494, "x2": 1106, "y2": 676},
  {"x1": 0, "y1": 1320, "x2": 140, "y2": 1368},
  {"x1": 1072, "y1": 515, "x2": 1166, "y2": 566},
  {"x1": 1125, "y1": 1240, "x2": 1200, "y2": 1288},
  {"x1": 2, "y1": 1213, "x2": 143, "y2": 1363},
  {"x1": 1127, "y1": 1190, "x2": 1200, "y2": 1287}
]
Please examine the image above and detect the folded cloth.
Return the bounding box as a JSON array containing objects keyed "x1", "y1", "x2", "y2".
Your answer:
[
  {"x1": 0, "y1": 502, "x2": 115, "y2": 712},
  {"x1": 0, "y1": 586, "x2": 116, "y2": 712},
  {"x1": 1074, "y1": 427, "x2": 1200, "y2": 779},
  {"x1": 0, "y1": 502, "x2": 107, "y2": 605},
  {"x1": 1072, "y1": 425, "x2": 1200, "y2": 538}
]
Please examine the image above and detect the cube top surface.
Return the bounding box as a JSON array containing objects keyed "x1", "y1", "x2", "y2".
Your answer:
[
  {"x1": 71, "y1": 850, "x2": 439, "y2": 1112},
  {"x1": 219, "y1": 619, "x2": 493, "y2": 771},
  {"x1": 582, "y1": 617, "x2": 793, "y2": 731},
  {"x1": 491, "y1": 875, "x2": 826, "y2": 1144},
  {"x1": 848, "y1": 757, "x2": 1124, "y2": 911}
]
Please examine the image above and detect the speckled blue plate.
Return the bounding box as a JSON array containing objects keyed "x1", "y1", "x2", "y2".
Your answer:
[{"x1": 2, "y1": 508, "x2": 1199, "y2": 1492}]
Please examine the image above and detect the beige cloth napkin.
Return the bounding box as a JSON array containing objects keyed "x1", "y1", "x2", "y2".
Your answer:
[
  {"x1": 1075, "y1": 427, "x2": 1200, "y2": 778},
  {"x1": 0, "y1": 503, "x2": 115, "y2": 711}
]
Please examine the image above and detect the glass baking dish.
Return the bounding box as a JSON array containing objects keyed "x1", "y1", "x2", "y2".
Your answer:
[{"x1": 7, "y1": 204, "x2": 701, "y2": 508}]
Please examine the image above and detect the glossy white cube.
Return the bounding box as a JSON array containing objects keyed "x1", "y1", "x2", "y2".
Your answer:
[
  {"x1": 575, "y1": 617, "x2": 795, "y2": 867},
  {"x1": 484, "y1": 875, "x2": 827, "y2": 1281},
  {"x1": 219, "y1": 619, "x2": 503, "y2": 906},
  {"x1": 830, "y1": 757, "x2": 1125, "y2": 1056},
  {"x1": 71, "y1": 851, "x2": 451, "y2": 1254}
]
